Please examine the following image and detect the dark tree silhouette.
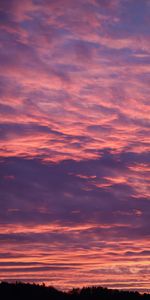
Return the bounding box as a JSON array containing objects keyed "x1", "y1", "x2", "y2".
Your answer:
[{"x1": 0, "y1": 282, "x2": 149, "y2": 300}]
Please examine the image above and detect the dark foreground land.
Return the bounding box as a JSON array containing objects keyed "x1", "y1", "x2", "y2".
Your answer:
[{"x1": 0, "y1": 282, "x2": 150, "y2": 300}]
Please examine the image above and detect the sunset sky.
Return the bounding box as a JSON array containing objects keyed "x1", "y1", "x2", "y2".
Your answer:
[{"x1": 0, "y1": 0, "x2": 150, "y2": 293}]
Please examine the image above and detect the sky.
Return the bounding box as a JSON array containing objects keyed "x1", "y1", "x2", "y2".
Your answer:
[{"x1": 0, "y1": 0, "x2": 150, "y2": 293}]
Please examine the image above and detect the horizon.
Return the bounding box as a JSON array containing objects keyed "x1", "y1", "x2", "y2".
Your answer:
[
  {"x1": 0, "y1": 0, "x2": 150, "y2": 293},
  {"x1": 0, "y1": 281, "x2": 150, "y2": 295}
]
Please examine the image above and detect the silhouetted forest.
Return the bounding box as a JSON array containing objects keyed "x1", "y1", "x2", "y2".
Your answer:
[{"x1": 0, "y1": 282, "x2": 150, "y2": 300}]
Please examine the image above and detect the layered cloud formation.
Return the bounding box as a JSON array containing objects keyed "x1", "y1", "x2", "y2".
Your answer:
[{"x1": 0, "y1": 0, "x2": 150, "y2": 292}]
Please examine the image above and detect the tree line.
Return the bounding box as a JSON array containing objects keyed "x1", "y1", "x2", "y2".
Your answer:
[{"x1": 0, "y1": 281, "x2": 150, "y2": 300}]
